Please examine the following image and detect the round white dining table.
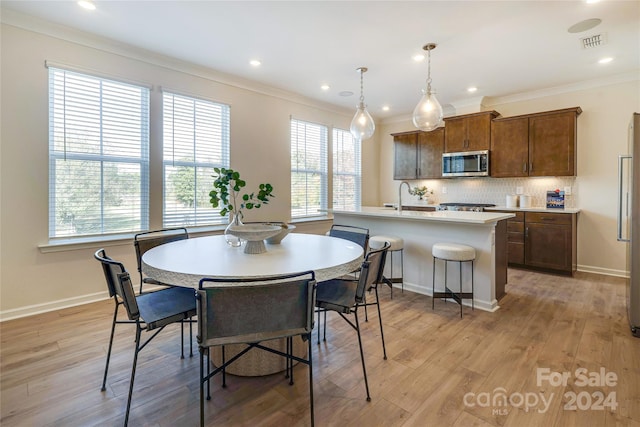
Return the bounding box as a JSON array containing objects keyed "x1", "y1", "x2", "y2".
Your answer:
[
  {"x1": 141, "y1": 233, "x2": 364, "y2": 377},
  {"x1": 141, "y1": 233, "x2": 364, "y2": 287}
]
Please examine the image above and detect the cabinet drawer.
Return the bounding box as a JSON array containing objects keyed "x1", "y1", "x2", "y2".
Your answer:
[
  {"x1": 510, "y1": 212, "x2": 525, "y2": 222},
  {"x1": 526, "y1": 212, "x2": 572, "y2": 225},
  {"x1": 507, "y1": 221, "x2": 524, "y2": 233},
  {"x1": 508, "y1": 231, "x2": 524, "y2": 244}
]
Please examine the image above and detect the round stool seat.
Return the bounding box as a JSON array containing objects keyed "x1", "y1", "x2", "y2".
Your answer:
[
  {"x1": 432, "y1": 242, "x2": 475, "y2": 262},
  {"x1": 369, "y1": 235, "x2": 404, "y2": 251}
]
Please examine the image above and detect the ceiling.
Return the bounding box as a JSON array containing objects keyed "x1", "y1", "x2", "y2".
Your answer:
[{"x1": 2, "y1": 1, "x2": 639, "y2": 120}]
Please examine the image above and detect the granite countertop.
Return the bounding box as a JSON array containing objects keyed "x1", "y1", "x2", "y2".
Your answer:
[
  {"x1": 329, "y1": 207, "x2": 515, "y2": 224},
  {"x1": 486, "y1": 206, "x2": 581, "y2": 214}
]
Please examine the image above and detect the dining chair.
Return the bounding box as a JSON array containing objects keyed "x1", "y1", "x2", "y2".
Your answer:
[
  {"x1": 328, "y1": 224, "x2": 369, "y2": 252},
  {"x1": 315, "y1": 242, "x2": 389, "y2": 402},
  {"x1": 134, "y1": 227, "x2": 189, "y2": 294},
  {"x1": 94, "y1": 249, "x2": 197, "y2": 427},
  {"x1": 197, "y1": 271, "x2": 316, "y2": 427}
]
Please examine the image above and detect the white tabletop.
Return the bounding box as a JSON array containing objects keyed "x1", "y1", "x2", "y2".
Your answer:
[{"x1": 141, "y1": 233, "x2": 364, "y2": 288}]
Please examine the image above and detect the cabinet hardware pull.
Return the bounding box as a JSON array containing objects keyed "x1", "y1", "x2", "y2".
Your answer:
[
  {"x1": 523, "y1": 163, "x2": 527, "y2": 173},
  {"x1": 525, "y1": 227, "x2": 529, "y2": 238},
  {"x1": 529, "y1": 162, "x2": 533, "y2": 172},
  {"x1": 541, "y1": 217, "x2": 555, "y2": 221}
]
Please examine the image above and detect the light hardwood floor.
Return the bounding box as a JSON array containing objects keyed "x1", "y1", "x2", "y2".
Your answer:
[{"x1": 2, "y1": 269, "x2": 639, "y2": 426}]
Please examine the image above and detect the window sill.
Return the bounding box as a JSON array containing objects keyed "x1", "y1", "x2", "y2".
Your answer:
[{"x1": 38, "y1": 224, "x2": 227, "y2": 253}]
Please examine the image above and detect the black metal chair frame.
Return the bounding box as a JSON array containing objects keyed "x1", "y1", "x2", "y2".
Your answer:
[
  {"x1": 134, "y1": 227, "x2": 189, "y2": 294},
  {"x1": 95, "y1": 249, "x2": 197, "y2": 427},
  {"x1": 315, "y1": 242, "x2": 389, "y2": 402},
  {"x1": 197, "y1": 272, "x2": 317, "y2": 427},
  {"x1": 328, "y1": 224, "x2": 369, "y2": 252}
]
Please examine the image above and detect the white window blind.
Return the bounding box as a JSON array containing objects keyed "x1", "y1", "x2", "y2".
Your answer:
[
  {"x1": 290, "y1": 119, "x2": 328, "y2": 218},
  {"x1": 48, "y1": 67, "x2": 150, "y2": 238},
  {"x1": 332, "y1": 128, "x2": 361, "y2": 210},
  {"x1": 163, "y1": 92, "x2": 230, "y2": 227}
]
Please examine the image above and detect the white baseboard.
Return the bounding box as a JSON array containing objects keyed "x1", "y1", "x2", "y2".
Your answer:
[
  {"x1": 401, "y1": 282, "x2": 499, "y2": 312},
  {"x1": 577, "y1": 264, "x2": 629, "y2": 278},
  {"x1": 0, "y1": 291, "x2": 110, "y2": 322}
]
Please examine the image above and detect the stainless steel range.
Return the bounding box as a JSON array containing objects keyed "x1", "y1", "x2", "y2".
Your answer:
[{"x1": 436, "y1": 203, "x2": 496, "y2": 212}]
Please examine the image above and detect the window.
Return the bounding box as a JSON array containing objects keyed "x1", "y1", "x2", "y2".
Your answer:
[
  {"x1": 162, "y1": 92, "x2": 230, "y2": 227},
  {"x1": 332, "y1": 128, "x2": 361, "y2": 210},
  {"x1": 290, "y1": 119, "x2": 328, "y2": 218},
  {"x1": 48, "y1": 67, "x2": 150, "y2": 238}
]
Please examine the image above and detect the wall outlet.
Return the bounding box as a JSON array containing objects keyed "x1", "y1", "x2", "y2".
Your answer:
[
  {"x1": 516, "y1": 186, "x2": 523, "y2": 194},
  {"x1": 442, "y1": 186, "x2": 447, "y2": 194},
  {"x1": 564, "y1": 186, "x2": 572, "y2": 195}
]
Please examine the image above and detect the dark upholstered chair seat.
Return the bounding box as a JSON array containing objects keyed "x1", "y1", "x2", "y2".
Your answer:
[
  {"x1": 316, "y1": 279, "x2": 358, "y2": 314},
  {"x1": 137, "y1": 287, "x2": 196, "y2": 330}
]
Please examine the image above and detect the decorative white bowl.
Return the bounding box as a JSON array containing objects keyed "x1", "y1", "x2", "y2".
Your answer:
[
  {"x1": 265, "y1": 223, "x2": 296, "y2": 244},
  {"x1": 227, "y1": 224, "x2": 282, "y2": 254}
]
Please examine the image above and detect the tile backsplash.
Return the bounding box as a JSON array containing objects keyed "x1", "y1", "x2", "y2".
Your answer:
[{"x1": 412, "y1": 176, "x2": 577, "y2": 208}]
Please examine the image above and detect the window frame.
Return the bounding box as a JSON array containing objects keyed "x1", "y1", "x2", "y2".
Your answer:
[{"x1": 332, "y1": 127, "x2": 362, "y2": 211}]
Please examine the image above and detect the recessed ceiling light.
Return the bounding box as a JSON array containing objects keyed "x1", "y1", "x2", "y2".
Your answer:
[
  {"x1": 467, "y1": 87, "x2": 478, "y2": 93},
  {"x1": 321, "y1": 84, "x2": 330, "y2": 91},
  {"x1": 382, "y1": 105, "x2": 390, "y2": 111},
  {"x1": 586, "y1": 0, "x2": 600, "y2": 4},
  {"x1": 339, "y1": 91, "x2": 354, "y2": 97},
  {"x1": 77, "y1": 0, "x2": 96, "y2": 10},
  {"x1": 249, "y1": 59, "x2": 261, "y2": 67},
  {"x1": 599, "y1": 57, "x2": 613, "y2": 64},
  {"x1": 413, "y1": 54, "x2": 425, "y2": 62}
]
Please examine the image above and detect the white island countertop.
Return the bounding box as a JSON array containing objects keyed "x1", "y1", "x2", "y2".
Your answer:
[{"x1": 328, "y1": 206, "x2": 514, "y2": 224}]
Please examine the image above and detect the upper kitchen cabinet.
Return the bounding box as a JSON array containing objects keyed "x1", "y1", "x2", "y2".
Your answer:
[
  {"x1": 529, "y1": 107, "x2": 581, "y2": 176},
  {"x1": 392, "y1": 128, "x2": 444, "y2": 180},
  {"x1": 444, "y1": 111, "x2": 500, "y2": 152},
  {"x1": 491, "y1": 107, "x2": 582, "y2": 177}
]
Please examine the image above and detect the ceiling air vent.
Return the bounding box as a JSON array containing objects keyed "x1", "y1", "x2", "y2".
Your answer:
[{"x1": 580, "y1": 33, "x2": 607, "y2": 49}]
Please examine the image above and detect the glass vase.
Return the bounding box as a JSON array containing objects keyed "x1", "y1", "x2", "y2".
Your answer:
[{"x1": 224, "y1": 211, "x2": 244, "y2": 247}]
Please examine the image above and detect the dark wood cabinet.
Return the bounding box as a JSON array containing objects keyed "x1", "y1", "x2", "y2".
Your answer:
[
  {"x1": 490, "y1": 117, "x2": 529, "y2": 177},
  {"x1": 444, "y1": 111, "x2": 499, "y2": 152},
  {"x1": 490, "y1": 107, "x2": 581, "y2": 177},
  {"x1": 525, "y1": 212, "x2": 576, "y2": 273},
  {"x1": 528, "y1": 108, "x2": 580, "y2": 176},
  {"x1": 494, "y1": 210, "x2": 577, "y2": 274},
  {"x1": 392, "y1": 128, "x2": 444, "y2": 179}
]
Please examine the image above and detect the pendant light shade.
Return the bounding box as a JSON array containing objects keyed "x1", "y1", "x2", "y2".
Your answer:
[
  {"x1": 412, "y1": 43, "x2": 443, "y2": 132},
  {"x1": 350, "y1": 67, "x2": 375, "y2": 140}
]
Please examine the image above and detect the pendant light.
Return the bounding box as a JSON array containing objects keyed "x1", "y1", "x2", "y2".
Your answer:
[
  {"x1": 412, "y1": 43, "x2": 444, "y2": 131},
  {"x1": 350, "y1": 67, "x2": 375, "y2": 140}
]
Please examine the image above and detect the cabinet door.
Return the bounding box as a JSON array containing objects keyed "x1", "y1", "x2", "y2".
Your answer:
[
  {"x1": 465, "y1": 114, "x2": 492, "y2": 151},
  {"x1": 491, "y1": 117, "x2": 529, "y2": 177},
  {"x1": 417, "y1": 128, "x2": 444, "y2": 178},
  {"x1": 529, "y1": 111, "x2": 576, "y2": 176},
  {"x1": 393, "y1": 133, "x2": 418, "y2": 180},
  {"x1": 525, "y1": 222, "x2": 572, "y2": 271},
  {"x1": 444, "y1": 118, "x2": 466, "y2": 152}
]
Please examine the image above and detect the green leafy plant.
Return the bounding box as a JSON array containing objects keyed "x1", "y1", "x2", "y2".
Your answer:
[
  {"x1": 209, "y1": 167, "x2": 275, "y2": 217},
  {"x1": 409, "y1": 185, "x2": 433, "y2": 200}
]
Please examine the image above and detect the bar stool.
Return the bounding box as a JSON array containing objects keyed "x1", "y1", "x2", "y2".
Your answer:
[
  {"x1": 369, "y1": 235, "x2": 404, "y2": 298},
  {"x1": 431, "y1": 242, "x2": 475, "y2": 318}
]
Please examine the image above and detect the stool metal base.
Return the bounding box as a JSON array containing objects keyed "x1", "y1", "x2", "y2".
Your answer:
[
  {"x1": 432, "y1": 256, "x2": 474, "y2": 318},
  {"x1": 381, "y1": 248, "x2": 403, "y2": 299}
]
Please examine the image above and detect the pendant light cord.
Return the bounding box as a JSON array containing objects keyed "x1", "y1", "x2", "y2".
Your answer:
[
  {"x1": 426, "y1": 47, "x2": 433, "y2": 94},
  {"x1": 359, "y1": 68, "x2": 365, "y2": 104}
]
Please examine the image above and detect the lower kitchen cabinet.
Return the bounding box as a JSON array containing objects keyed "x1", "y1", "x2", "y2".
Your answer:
[{"x1": 496, "y1": 210, "x2": 577, "y2": 274}]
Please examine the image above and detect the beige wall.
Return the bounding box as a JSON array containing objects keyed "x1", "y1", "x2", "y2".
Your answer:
[
  {"x1": 0, "y1": 23, "x2": 381, "y2": 319},
  {"x1": 1, "y1": 20, "x2": 638, "y2": 320},
  {"x1": 377, "y1": 79, "x2": 640, "y2": 276}
]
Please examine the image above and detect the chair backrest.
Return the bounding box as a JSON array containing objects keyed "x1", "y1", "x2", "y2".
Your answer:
[
  {"x1": 134, "y1": 228, "x2": 188, "y2": 281},
  {"x1": 329, "y1": 224, "x2": 369, "y2": 251},
  {"x1": 94, "y1": 249, "x2": 140, "y2": 321},
  {"x1": 355, "y1": 242, "x2": 389, "y2": 303},
  {"x1": 197, "y1": 272, "x2": 316, "y2": 348}
]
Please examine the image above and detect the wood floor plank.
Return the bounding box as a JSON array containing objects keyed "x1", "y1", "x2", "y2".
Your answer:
[{"x1": 1, "y1": 269, "x2": 638, "y2": 426}]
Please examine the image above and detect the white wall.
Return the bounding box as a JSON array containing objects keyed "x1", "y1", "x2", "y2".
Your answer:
[
  {"x1": 0, "y1": 22, "x2": 376, "y2": 319},
  {"x1": 378, "y1": 79, "x2": 640, "y2": 277}
]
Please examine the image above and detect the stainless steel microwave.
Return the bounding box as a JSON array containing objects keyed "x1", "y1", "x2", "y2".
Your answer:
[{"x1": 442, "y1": 150, "x2": 489, "y2": 177}]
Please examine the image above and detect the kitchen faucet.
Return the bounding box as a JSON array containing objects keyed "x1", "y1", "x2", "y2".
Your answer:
[{"x1": 398, "y1": 181, "x2": 411, "y2": 213}]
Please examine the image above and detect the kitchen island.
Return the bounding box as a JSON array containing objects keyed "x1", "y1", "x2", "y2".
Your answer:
[{"x1": 329, "y1": 207, "x2": 515, "y2": 311}]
